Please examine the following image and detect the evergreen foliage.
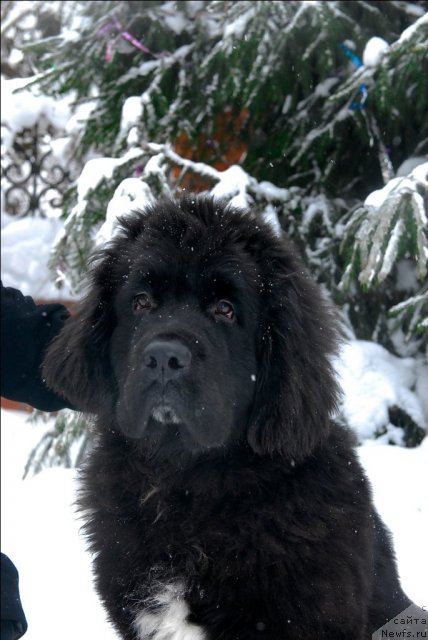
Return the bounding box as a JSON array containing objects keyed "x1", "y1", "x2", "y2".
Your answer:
[
  {"x1": 24, "y1": 409, "x2": 89, "y2": 477},
  {"x1": 12, "y1": 0, "x2": 425, "y2": 350},
  {"x1": 15, "y1": 2, "x2": 428, "y2": 193},
  {"x1": 339, "y1": 164, "x2": 428, "y2": 350}
]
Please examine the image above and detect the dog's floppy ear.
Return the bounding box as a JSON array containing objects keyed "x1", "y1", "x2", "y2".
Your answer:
[
  {"x1": 42, "y1": 256, "x2": 118, "y2": 413},
  {"x1": 247, "y1": 241, "x2": 341, "y2": 461}
]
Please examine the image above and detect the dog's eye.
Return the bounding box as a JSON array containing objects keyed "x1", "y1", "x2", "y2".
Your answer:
[
  {"x1": 133, "y1": 292, "x2": 153, "y2": 313},
  {"x1": 214, "y1": 300, "x2": 235, "y2": 321}
]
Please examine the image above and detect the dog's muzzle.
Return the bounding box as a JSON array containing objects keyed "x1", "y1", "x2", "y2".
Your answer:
[{"x1": 143, "y1": 339, "x2": 192, "y2": 384}]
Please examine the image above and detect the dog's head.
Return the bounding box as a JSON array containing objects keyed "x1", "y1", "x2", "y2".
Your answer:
[{"x1": 43, "y1": 196, "x2": 340, "y2": 461}]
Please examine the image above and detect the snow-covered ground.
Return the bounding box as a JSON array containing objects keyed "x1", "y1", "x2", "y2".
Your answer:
[
  {"x1": 1, "y1": 408, "x2": 427, "y2": 640},
  {"x1": 1, "y1": 409, "x2": 118, "y2": 640}
]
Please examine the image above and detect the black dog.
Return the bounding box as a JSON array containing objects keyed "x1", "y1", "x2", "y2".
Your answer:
[{"x1": 44, "y1": 196, "x2": 412, "y2": 639}]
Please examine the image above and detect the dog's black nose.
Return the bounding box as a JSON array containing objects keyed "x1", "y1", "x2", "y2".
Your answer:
[{"x1": 143, "y1": 340, "x2": 192, "y2": 382}]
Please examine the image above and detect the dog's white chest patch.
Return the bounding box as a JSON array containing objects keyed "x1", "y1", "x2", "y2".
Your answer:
[{"x1": 133, "y1": 582, "x2": 206, "y2": 640}]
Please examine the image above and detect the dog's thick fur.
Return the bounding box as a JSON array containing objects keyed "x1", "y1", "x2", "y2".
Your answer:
[{"x1": 44, "y1": 197, "x2": 411, "y2": 639}]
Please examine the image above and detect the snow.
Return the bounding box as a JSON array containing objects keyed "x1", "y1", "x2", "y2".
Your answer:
[
  {"x1": 282, "y1": 94, "x2": 292, "y2": 114},
  {"x1": 120, "y1": 96, "x2": 143, "y2": 139},
  {"x1": 357, "y1": 439, "x2": 428, "y2": 604},
  {"x1": 186, "y1": 1, "x2": 205, "y2": 19},
  {"x1": 411, "y1": 161, "x2": 428, "y2": 186},
  {"x1": 1, "y1": 215, "x2": 75, "y2": 300},
  {"x1": 378, "y1": 217, "x2": 404, "y2": 283},
  {"x1": 1, "y1": 406, "x2": 426, "y2": 640},
  {"x1": 210, "y1": 164, "x2": 252, "y2": 208},
  {"x1": 395, "y1": 260, "x2": 419, "y2": 293},
  {"x1": 314, "y1": 77, "x2": 339, "y2": 97},
  {"x1": 1, "y1": 410, "x2": 118, "y2": 640},
  {"x1": 261, "y1": 203, "x2": 282, "y2": 236},
  {"x1": 95, "y1": 178, "x2": 154, "y2": 245},
  {"x1": 0, "y1": 1, "x2": 34, "y2": 34},
  {"x1": 162, "y1": 7, "x2": 188, "y2": 35},
  {"x1": 364, "y1": 161, "x2": 428, "y2": 208},
  {"x1": 335, "y1": 340, "x2": 427, "y2": 442},
  {"x1": 223, "y1": 6, "x2": 257, "y2": 39},
  {"x1": 1, "y1": 77, "x2": 72, "y2": 150},
  {"x1": 76, "y1": 149, "x2": 144, "y2": 202},
  {"x1": 255, "y1": 181, "x2": 289, "y2": 202},
  {"x1": 415, "y1": 359, "x2": 428, "y2": 431},
  {"x1": 397, "y1": 11, "x2": 428, "y2": 44},
  {"x1": 396, "y1": 156, "x2": 428, "y2": 177},
  {"x1": 362, "y1": 37, "x2": 390, "y2": 67},
  {"x1": 8, "y1": 48, "x2": 24, "y2": 66},
  {"x1": 301, "y1": 195, "x2": 334, "y2": 234}
]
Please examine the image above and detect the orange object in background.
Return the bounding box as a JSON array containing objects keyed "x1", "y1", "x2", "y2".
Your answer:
[
  {"x1": 172, "y1": 108, "x2": 250, "y2": 191},
  {"x1": 0, "y1": 397, "x2": 33, "y2": 412}
]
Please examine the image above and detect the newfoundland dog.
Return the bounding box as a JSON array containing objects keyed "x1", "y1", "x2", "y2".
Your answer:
[{"x1": 43, "y1": 196, "x2": 412, "y2": 639}]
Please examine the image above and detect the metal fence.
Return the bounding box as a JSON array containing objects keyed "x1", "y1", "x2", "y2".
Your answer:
[{"x1": 1, "y1": 123, "x2": 71, "y2": 217}]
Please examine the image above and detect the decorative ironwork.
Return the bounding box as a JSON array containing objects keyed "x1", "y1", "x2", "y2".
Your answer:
[{"x1": 1, "y1": 123, "x2": 71, "y2": 217}]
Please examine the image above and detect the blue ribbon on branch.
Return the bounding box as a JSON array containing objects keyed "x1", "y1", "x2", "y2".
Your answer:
[{"x1": 340, "y1": 43, "x2": 367, "y2": 110}]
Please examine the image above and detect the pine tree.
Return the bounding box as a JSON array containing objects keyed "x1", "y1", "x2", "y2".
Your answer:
[{"x1": 13, "y1": 0, "x2": 425, "y2": 348}]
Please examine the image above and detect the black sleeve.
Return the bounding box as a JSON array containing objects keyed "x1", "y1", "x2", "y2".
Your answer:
[
  {"x1": 0, "y1": 552, "x2": 28, "y2": 635},
  {"x1": 1, "y1": 282, "x2": 74, "y2": 412}
]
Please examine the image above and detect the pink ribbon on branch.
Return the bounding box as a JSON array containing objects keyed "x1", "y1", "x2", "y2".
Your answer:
[{"x1": 98, "y1": 18, "x2": 168, "y2": 62}]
